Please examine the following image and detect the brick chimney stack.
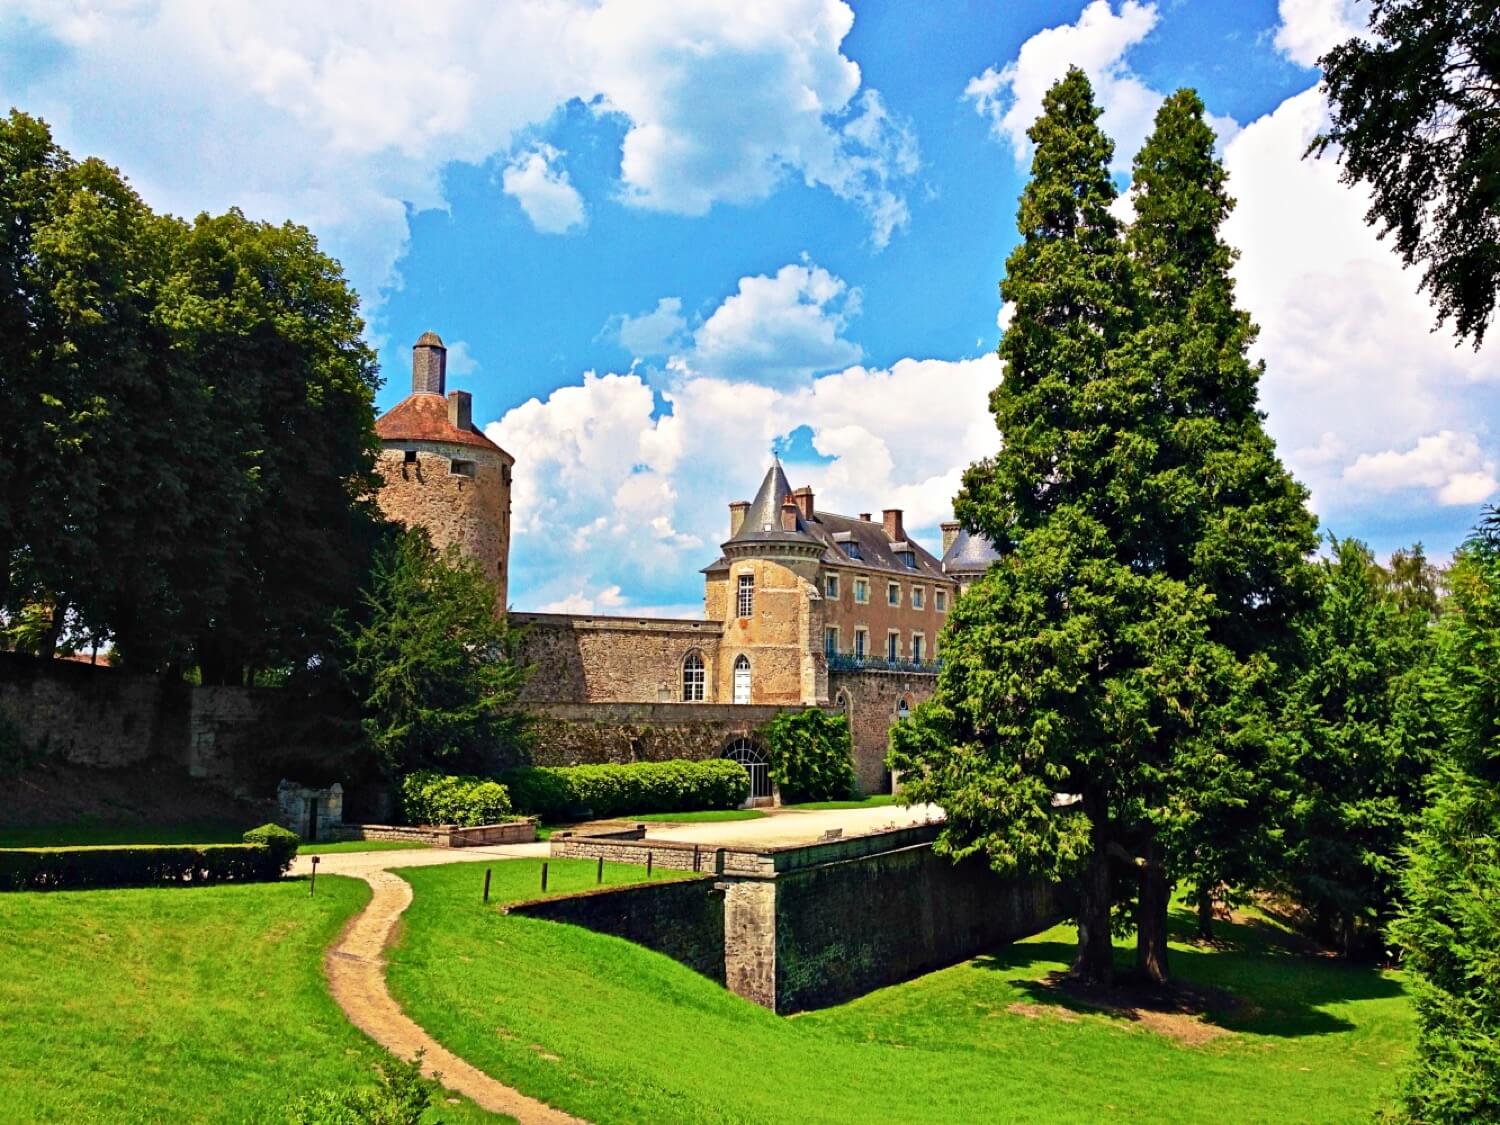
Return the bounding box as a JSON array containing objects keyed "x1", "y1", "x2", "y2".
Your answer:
[
  {"x1": 781, "y1": 500, "x2": 800, "y2": 532},
  {"x1": 859, "y1": 512, "x2": 872, "y2": 522},
  {"x1": 447, "y1": 390, "x2": 472, "y2": 431},
  {"x1": 883, "y1": 508, "x2": 904, "y2": 542},
  {"x1": 729, "y1": 500, "x2": 750, "y2": 538},
  {"x1": 412, "y1": 331, "x2": 446, "y2": 395},
  {"x1": 941, "y1": 520, "x2": 961, "y2": 555},
  {"x1": 792, "y1": 486, "x2": 815, "y2": 521}
]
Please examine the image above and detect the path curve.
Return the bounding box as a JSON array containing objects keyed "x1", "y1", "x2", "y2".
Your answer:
[{"x1": 325, "y1": 867, "x2": 584, "y2": 1124}]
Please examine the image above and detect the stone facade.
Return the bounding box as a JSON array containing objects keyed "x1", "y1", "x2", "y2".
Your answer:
[
  {"x1": 515, "y1": 614, "x2": 723, "y2": 704},
  {"x1": 827, "y1": 668, "x2": 938, "y2": 792},
  {"x1": 328, "y1": 821, "x2": 537, "y2": 847},
  {"x1": 276, "y1": 780, "x2": 344, "y2": 841},
  {"x1": 523, "y1": 702, "x2": 792, "y2": 768},
  {"x1": 536, "y1": 822, "x2": 1064, "y2": 1012}
]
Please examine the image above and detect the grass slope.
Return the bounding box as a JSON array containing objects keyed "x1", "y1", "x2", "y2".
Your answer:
[
  {"x1": 0, "y1": 875, "x2": 485, "y2": 1123},
  {"x1": 389, "y1": 861, "x2": 1413, "y2": 1125}
]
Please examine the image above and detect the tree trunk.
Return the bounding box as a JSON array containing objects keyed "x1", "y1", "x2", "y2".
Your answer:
[
  {"x1": 37, "y1": 601, "x2": 67, "y2": 660},
  {"x1": 1071, "y1": 793, "x2": 1115, "y2": 987},
  {"x1": 1135, "y1": 840, "x2": 1170, "y2": 986},
  {"x1": 1195, "y1": 886, "x2": 1215, "y2": 941}
]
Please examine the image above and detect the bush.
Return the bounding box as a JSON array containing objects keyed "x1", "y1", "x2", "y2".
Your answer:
[
  {"x1": 400, "y1": 770, "x2": 514, "y2": 827},
  {"x1": 285, "y1": 1051, "x2": 437, "y2": 1125},
  {"x1": 763, "y1": 709, "x2": 856, "y2": 803},
  {"x1": 501, "y1": 759, "x2": 750, "y2": 820},
  {"x1": 242, "y1": 823, "x2": 300, "y2": 868},
  {"x1": 0, "y1": 843, "x2": 291, "y2": 891}
]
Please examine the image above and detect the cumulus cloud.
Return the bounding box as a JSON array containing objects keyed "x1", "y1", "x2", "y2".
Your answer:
[
  {"x1": 501, "y1": 144, "x2": 586, "y2": 233},
  {"x1": 444, "y1": 339, "x2": 479, "y2": 376},
  {"x1": 611, "y1": 297, "x2": 689, "y2": 357},
  {"x1": 1273, "y1": 0, "x2": 1370, "y2": 67},
  {"x1": 964, "y1": 1, "x2": 1235, "y2": 172},
  {"x1": 1344, "y1": 432, "x2": 1498, "y2": 508},
  {"x1": 0, "y1": 0, "x2": 917, "y2": 304}
]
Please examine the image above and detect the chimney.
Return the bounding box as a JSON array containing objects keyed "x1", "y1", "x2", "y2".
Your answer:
[
  {"x1": 792, "y1": 486, "x2": 815, "y2": 521},
  {"x1": 729, "y1": 500, "x2": 750, "y2": 538},
  {"x1": 883, "y1": 508, "x2": 904, "y2": 542},
  {"x1": 781, "y1": 500, "x2": 800, "y2": 532},
  {"x1": 447, "y1": 390, "x2": 472, "y2": 431},
  {"x1": 941, "y1": 521, "x2": 961, "y2": 555},
  {"x1": 412, "y1": 331, "x2": 446, "y2": 395},
  {"x1": 859, "y1": 512, "x2": 871, "y2": 523}
]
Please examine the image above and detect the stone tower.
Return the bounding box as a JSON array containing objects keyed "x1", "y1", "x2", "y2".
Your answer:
[{"x1": 374, "y1": 331, "x2": 514, "y2": 609}]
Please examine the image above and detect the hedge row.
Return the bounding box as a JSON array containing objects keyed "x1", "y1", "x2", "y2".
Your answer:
[
  {"x1": 399, "y1": 771, "x2": 514, "y2": 827},
  {"x1": 0, "y1": 844, "x2": 291, "y2": 892},
  {"x1": 501, "y1": 759, "x2": 750, "y2": 820}
]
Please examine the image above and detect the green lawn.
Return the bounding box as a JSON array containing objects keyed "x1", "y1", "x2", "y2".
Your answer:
[
  {"x1": 298, "y1": 839, "x2": 432, "y2": 856},
  {"x1": 782, "y1": 794, "x2": 897, "y2": 810},
  {"x1": 0, "y1": 875, "x2": 488, "y2": 1123},
  {"x1": 388, "y1": 861, "x2": 1413, "y2": 1125}
]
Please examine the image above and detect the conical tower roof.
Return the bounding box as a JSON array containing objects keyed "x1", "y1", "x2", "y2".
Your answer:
[
  {"x1": 940, "y1": 526, "x2": 1001, "y2": 575},
  {"x1": 724, "y1": 460, "x2": 817, "y2": 548}
]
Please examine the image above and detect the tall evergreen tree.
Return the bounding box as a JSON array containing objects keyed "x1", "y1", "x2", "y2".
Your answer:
[
  {"x1": 1390, "y1": 511, "x2": 1500, "y2": 1121},
  {"x1": 891, "y1": 80, "x2": 1315, "y2": 987},
  {"x1": 1280, "y1": 537, "x2": 1438, "y2": 958}
]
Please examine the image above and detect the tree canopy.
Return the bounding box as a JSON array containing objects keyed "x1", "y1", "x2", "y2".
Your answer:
[{"x1": 1316, "y1": 0, "x2": 1500, "y2": 347}]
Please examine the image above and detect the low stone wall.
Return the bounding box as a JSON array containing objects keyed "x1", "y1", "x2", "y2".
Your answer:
[
  {"x1": 542, "y1": 822, "x2": 1064, "y2": 1012},
  {"x1": 523, "y1": 702, "x2": 798, "y2": 767},
  {"x1": 828, "y1": 668, "x2": 938, "y2": 794},
  {"x1": 515, "y1": 612, "x2": 724, "y2": 704},
  {"x1": 506, "y1": 878, "x2": 726, "y2": 983},
  {"x1": 329, "y1": 821, "x2": 538, "y2": 847}
]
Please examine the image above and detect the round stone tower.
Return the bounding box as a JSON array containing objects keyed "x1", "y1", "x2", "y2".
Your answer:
[{"x1": 374, "y1": 332, "x2": 514, "y2": 609}]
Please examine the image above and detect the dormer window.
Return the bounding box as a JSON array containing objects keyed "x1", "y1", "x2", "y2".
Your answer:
[
  {"x1": 845, "y1": 541, "x2": 862, "y2": 560},
  {"x1": 898, "y1": 551, "x2": 916, "y2": 569}
]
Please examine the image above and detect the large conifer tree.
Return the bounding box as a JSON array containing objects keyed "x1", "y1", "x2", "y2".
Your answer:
[{"x1": 891, "y1": 79, "x2": 1316, "y2": 986}]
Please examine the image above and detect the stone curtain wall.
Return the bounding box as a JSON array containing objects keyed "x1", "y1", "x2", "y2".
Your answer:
[
  {"x1": 0, "y1": 654, "x2": 277, "y2": 793},
  {"x1": 514, "y1": 613, "x2": 723, "y2": 704},
  {"x1": 524, "y1": 702, "x2": 795, "y2": 767},
  {"x1": 507, "y1": 878, "x2": 727, "y2": 984},
  {"x1": 773, "y1": 845, "x2": 1062, "y2": 1012},
  {"x1": 828, "y1": 668, "x2": 937, "y2": 793}
]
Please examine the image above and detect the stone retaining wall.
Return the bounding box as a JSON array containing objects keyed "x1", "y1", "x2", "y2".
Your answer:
[
  {"x1": 329, "y1": 821, "x2": 538, "y2": 847},
  {"x1": 523, "y1": 702, "x2": 797, "y2": 768}
]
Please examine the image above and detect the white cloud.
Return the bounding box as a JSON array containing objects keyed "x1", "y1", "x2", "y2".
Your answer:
[
  {"x1": 1273, "y1": 0, "x2": 1370, "y2": 68},
  {"x1": 1, "y1": 0, "x2": 916, "y2": 306},
  {"x1": 612, "y1": 297, "x2": 688, "y2": 356},
  {"x1": 501, "y1": 144, "x2": 586, "y2": 234},
  {"x1": 690, "y1": 260, "x2": 863, "y2": 384},
  {"x1": 445, "y1": 339, "x2": 479, "y2": 376},
  {"x1": 1344, "y1": 431, "x2": 1498, "y2": 507}
]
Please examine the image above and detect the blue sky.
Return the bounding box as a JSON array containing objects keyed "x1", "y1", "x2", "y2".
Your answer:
[{"x1": 4, "y1": 0, "x2": 1497, "y2": 615}]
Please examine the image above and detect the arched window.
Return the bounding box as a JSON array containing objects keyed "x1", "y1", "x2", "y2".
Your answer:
[
  {"x1": 834, "y1": 689, "x2": 851, "y2": 712},
  {"x1": 682, "y1": 650, "x2": 706, "y2": 702},
  {"x1": 724, "y1": 737, "x2": 772, "y2": 802},
  {"x1": 733, "y1": 654, "x2": 751, "y2": 704},
  {"x1": 896, "y1": 695, "x2": 912, "y2": 720}
]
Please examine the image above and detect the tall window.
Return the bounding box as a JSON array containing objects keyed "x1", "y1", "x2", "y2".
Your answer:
[
  {"x1": 913, "y1": 586, "x2": 925, "y2": 609},
  {"x1": 854, "y1": 577, "x2": 870, "y2": 604},
  {"x1": 887, "y1": 631, "x2": 900, "y2": 660},
  {"x1": 854, "y1": 628, "x2": 868, "y2": 658},
  {"x1": 733, "y1": 654, "x2": 752, "y2": 704},
  {"x1": 825, "y1": 574, "x2": 839, "y2": 599},
  {"x1": 912, "y1": 634, "x2": 924, "y2": 663},
  {"x1": 737, "y1": 573, "x2": 754, "y2": 618},
  {"x1": 682, "y1": 651, "x2": 705, "y2": 701},
  {"x1": 824, "y1": 627, "x2": 839, "y2": 657},
  {"x1": 935, "y1": 589, "x2": 947, "y2": 612},
  {"x1": 888, "y1": 582, "x2": 901, "y2": 607}
]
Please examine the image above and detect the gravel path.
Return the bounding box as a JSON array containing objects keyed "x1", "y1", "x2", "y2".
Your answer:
[{"x1": 317, "y1": 850, "x2": 581, "y2": 1124}]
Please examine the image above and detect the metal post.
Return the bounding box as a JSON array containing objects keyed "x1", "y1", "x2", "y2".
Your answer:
[
  {"x1": 483, "y1": 867, "x2": 492, "y2": 904},
  {"x1": 646, "y1": 851, "x2": 654, "y2": 879},
  {"x1": 596, "y1": 855, "x2": 604, "y2": 884},
  {"x1": 309, "y1": 855, "x2": 319, "y2": 897},
  {"x1": 541, "y1": 861, "x2": 549, "y2": 892},
  {"x1": 693, "y1": 845, "x2": 701, "y2": 873}
]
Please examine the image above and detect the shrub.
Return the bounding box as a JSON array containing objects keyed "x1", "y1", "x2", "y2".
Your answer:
[
  {"x1": 285, "y1": 1052, "x2": 437, "y2": 1125},
  {"x1": 400, "y1": 770, "x2": 513, "y2": 827},
  {"x1": 0, "y1": 843, "x2": 290, "y2": 891},
  {"x1": 501, "y1": 759, "x2": 750, "y2": 820},
  {"x1": 763, "y1": 709, "x2": 856, "y2": 803},
  {"x1": 242, "y1": 823, "x2": 300, "y2": 869}
]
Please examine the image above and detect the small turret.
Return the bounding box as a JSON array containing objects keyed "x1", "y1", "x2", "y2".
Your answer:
[{"x1": 413, "y1": 331, "x2": 446, "y2": 395}]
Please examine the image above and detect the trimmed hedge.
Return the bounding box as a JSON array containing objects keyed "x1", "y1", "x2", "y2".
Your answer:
[
  {"x1": 400, "y1": 770, "x2": 514, "y2": 827},
  {"x1": 501, "y1": 759, "x2": 750, "y2": 821},
  {"x1": 0, "y1": 843, "x2": 293, "y2": 892},
  {"x1": 243, "y1": 823, "x2": 300, "y2": 866}
]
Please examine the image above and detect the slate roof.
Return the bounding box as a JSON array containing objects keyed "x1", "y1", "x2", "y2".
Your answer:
[
  {"x1": 375, "y1": 393, "x2": 509, "y2": 455},
  {"x1": 940, "y1": 526, "x2": 1001, "y2": 575},
  {"x1": 704, "y1": 462, "x2": 951, "y2": 581},
  {"x1": 415, "y1": 330, "x2": 445, "y2": 348}
]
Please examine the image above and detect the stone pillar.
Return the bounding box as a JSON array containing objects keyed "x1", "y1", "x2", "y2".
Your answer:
[{"x1": 722, "y1": 879, "x2": 777, "y2": 1009}]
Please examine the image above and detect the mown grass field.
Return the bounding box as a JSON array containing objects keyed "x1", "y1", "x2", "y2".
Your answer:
[
  {"x1": 389, "y1": 860, "x2": 1414, "y2": 1125},
  {"x1": 0, "y1": 875, "x2": 485, "y2": 1123}
]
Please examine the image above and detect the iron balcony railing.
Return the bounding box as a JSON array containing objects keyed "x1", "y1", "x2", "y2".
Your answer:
[{"x1": 826, "y1": 653, "x2": 943, "y2": 675}]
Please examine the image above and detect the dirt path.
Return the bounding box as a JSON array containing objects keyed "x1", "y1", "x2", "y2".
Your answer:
[{"x1": 325, "y1": 866, "x2": 584, "y2": 1124}]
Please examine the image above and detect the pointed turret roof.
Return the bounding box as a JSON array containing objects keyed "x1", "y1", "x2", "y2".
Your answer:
[{"x1": 940, "y1": 526, "x2": 1001, "y2": 575}]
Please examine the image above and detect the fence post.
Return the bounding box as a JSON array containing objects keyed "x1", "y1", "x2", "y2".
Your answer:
[
  {"x1": 541, "y1": 861, "x2": 549, "y2": 893},
  {"x1": 308, "y1": 855, "x2": 319, "y2": 897},
  {"x1": 483, "y1": 867, "x2": 492, "y2": 904},
  {"x1": 647, "y1": 851, "x2": 654, "y2": 879},
  {"x1": 596, "y1": 855, "x2": 604, "y2": 884}
]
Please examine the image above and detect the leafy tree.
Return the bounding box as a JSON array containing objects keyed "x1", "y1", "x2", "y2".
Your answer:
[
  {"x1": 340, "y1": 528, "x2": 527, "y2": 776},
  {"x1": 890, "y1": 80, "x2": 1316, "y2": 987},
  {"x1": 1389, "y1": 511, "x2": 1500, "y2": 1121},
  {"x1": 1279, "y1": 537, "x2": 1438, "y2": 958},
  {"x1": 762, "y1": 708, "x2": 856, "y2": 803},
  {"x1": 1315, "y1": 1, "x2": 1500, "y2": 346}
]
